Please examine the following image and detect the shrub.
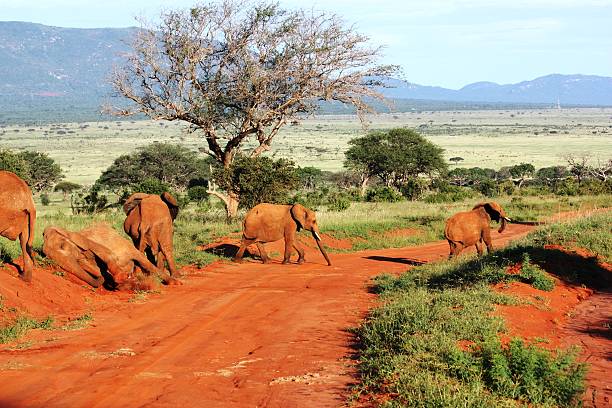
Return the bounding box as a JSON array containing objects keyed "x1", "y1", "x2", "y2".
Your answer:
[
  {"x1": 187, "y1": 185, "x2": 210, "y2": 202},
  {"x1": 399, "y1": 177, "x2": 427, "y2": 201},
  {"x1": 327, "y1": 193, "x2": 351, "y2": 212},
  {"x1": 518, "y1": 253, "x2": 555, "y2": 291},
  {"x1": 133, "y1": 177, "x2": 171, "y2": 195},
  {"x1": 476, "y1": 179, "x2": 498, "y2": 197},
  {"x1": 366, "y1": 186, "x2": 403, "y2": 202},
  {"x1": 498, "y1": 180, "x2": 516, "y2": 195},
  {"x1": 40, "y1": 193, "x2": 51, "y2": 206},
  {"x1": 423, "y1": 186, "x2": 475, "y2": 203}
]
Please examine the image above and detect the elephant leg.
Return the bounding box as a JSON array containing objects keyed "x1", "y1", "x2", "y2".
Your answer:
[
  {"x1": 159, "y1": 241, "x2": 178, "y2": 276},
  {"x1": 18, "y1": 231, "x2": 33, "y2": 282},
  {"x1": 475, "y1": 240, "x2": 485, "y2": 256},
  {"x1": 256, "y1": 243, "x2": 271, "y2": 264},
  {"x1": 449, "y1": 241, "x2": 464, "y2": 258},
  {"x1": 233, "y1": 238, "x2": 254, "y2": 263},
  {"x1": 282, "y1": 237, "x2": 295, "y2": 264},
  {"x1": 293, "y1": 243, "x2": 305, "y2": 264},
  {"x1": 482, "y1": 229, "x2": 493, "y2": 254}
]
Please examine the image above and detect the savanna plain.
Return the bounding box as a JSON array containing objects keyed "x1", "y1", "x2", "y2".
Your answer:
[{"x1": 0, "y1": 108, "x2": 611, "y2": 407}]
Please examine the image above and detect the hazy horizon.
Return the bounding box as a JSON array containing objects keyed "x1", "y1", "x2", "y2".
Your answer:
[{"x1": 1, "y1": 0, "x2": 610, "y2": 89}]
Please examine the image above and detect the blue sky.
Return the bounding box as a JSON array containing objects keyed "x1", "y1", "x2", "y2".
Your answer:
[{"x1": 1, "y1": 0, "x2": 610, "y2": 88}]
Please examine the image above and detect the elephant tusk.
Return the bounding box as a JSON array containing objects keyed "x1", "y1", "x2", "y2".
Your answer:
[
  {"x1": 313, "y1": 231, "x2": 322, "y2": 241},
  {"x1": 504, "y1": 217, "x2": 512, "y2": 222}
]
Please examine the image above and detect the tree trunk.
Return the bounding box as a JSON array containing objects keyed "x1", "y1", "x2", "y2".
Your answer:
[
  {"x1": 360, "y1": 175, "x2": 370, "y2": 197},
  {"x1": 207, "y1": 187, "x2": 240, "y2": 219},
  {"x1": 226, "y1": 192, "x2": 239, "y2": 219}
]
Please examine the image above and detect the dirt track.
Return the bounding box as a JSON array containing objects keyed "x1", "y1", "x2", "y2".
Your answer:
[{"x1": 0, "y1": 222, "x2": 604, "y2": 407}]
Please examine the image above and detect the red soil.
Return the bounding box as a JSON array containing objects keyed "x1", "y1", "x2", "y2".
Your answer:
[
  {"x1": 0, "y1": 217, "x2": 608, "y2": 407},
  {"x1": 494, "y1": 244, "x2": 611, "y2": 406}
]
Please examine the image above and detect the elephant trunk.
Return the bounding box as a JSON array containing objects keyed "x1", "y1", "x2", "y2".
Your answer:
[
  {"x1": 312, "y1": 230, "x2": 332, "y2": 266},
  {"x1": 498, "y1": 212, "x2": 511, "y2": 233}
]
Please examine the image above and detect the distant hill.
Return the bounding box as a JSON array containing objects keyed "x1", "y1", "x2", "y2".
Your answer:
[
  {"x1": 0, "y1": 21, "x2": 610, "y2": 124},
  {"x1": 382, "y1": 74, "x2": 612, "y2": 106},
  {"x1": 0, "y1": 21, "x2": 134, "y2": 97}
]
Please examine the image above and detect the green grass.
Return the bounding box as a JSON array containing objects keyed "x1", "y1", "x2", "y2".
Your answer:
[
  {"x1": 61, "y1": 313, "x2": 93, "y2": 331},
  {"x1": 353, "y1": 211, "x2": 612, "y2": 407},
  {"x1": 0, "y1": 315, "x2": 54, "y2": 344}
]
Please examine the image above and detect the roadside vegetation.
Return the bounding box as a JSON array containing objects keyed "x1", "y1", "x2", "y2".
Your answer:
[{"x1": 353, "y1": 211, "x2": 611, "y2": 407}]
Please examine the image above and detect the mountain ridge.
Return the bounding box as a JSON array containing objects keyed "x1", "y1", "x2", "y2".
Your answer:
[{"x1": 1, "y1": 21, "x2": 611, "y2": 125}]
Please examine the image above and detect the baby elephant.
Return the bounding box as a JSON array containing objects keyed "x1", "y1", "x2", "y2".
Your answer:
[
  {"x1": 123, "y1": 192, "x2": 179, "y2": 276},
  {"x1": 43, "y1": 223, "x2": 176, "y2": 289},
  {"x1": 234, "y1": 203, "x2": 332, "y2": 266},
  {"x1": 444, "y1": 202, "x2": 511, "y2": 258}
]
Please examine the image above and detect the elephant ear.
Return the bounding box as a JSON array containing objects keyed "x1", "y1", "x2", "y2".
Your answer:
[
  {"x1": 290, "y1": 204, "x2": 307, "y2": 232},
  {"x1": 473, "y1": 202, "x2": 502, "y2": 223},
  {"x1": 161, "y1": 192, "x2": 179, "y2": 221},
  {"x1": 123, "y1": 193, "x2": 147, "y2": 215}
]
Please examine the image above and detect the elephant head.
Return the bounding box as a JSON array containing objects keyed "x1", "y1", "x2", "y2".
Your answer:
[
  {"x1": 290, "y1": 204, "x2": 332, "y2": 266},
  {"x1": 473, "y1": 202, "x2": 511, "y2": 233},
  {"x1": 124, "y1": 192, "x2": 179, "y2": 221}
]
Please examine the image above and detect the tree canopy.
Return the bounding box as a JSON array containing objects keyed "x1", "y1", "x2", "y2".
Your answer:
[
  {"x1": 96, "y1": 143, "x2": 210, "y2": 192},
  {"x1": 211, "y1": 155, "x2": 298, "y2": 211},
  {"x1": 344, "y1": 128, "x2": 447, "y2": 191},
  {"x1": 109, "y1": 0, "x2": 395, "y2": 217},
  {"x1": 0, "y1": 149, "x2": 63, "y2": 192}
]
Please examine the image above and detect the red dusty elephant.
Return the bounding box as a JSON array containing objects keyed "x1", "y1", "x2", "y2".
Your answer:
[
  {"x1": 43, "y1": 223, "x2": 177, "y2": 289},
  {"x1": 233, "y1": 203, "x2": 332, "y2": 266},
  {"x1": 123, "y1": 192, "x2": 179, "y2": 276},
  {"x1": 444, "y1": 202, "x2": 511, "y2": 258},
  {"x1": 0, "y1": 171, "x2": 36, "y2": 281}
]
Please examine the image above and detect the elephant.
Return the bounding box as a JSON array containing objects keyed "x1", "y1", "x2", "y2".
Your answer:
[
  {"x1": 43, "y1": 223, "x2": 176, "y2": 289},
  {"x1": 123, "y1": 192, "x2": 179, "y2": 276},
  {"x1": 233, "y1": 203, "x2": 332, "y2": 266},
  {"x1": 444, "y1": 202, "x2": 511, "y2": 258},
  {"x1": 0, "y1": 171, "x2": 36, "y2": 282}
]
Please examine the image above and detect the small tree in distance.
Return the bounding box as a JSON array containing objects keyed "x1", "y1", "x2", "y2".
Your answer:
[
  {"x1": 109, "y1": 0, "x2": 396, "y2": 217},
  {"x1": 54, "y1": 181, "x2": 82, "y2": 200}
]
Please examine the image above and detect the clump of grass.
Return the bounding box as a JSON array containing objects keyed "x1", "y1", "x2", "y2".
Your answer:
[
  {"x1": 518, "y1": 253, "x2": 555, "y2": 291},
  {"x1": 61, "y1": 313, "x2": 92, "y2": 330},
  {"x1": 0, "y1": 315, "x2": 55, "y2": 344}
]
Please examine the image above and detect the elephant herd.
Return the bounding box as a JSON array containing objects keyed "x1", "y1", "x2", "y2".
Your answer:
[{"x1": 0, "y1": 170, "x2": 510, "y2": 289}]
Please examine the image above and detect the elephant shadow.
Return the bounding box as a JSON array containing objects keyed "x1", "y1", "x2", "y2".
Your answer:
[
  {"x1": 364, "y1": 255, "x2": 425, "y2": 266},
  {"x1": 201, "y1": 243, "x2": 259, "y2": 260}
]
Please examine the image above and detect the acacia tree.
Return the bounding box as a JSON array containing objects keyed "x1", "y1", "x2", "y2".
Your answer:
[
  {"x1": 345, "y1": 128, "x2": 447, "y2": 195},
  {"x1": 109, "y1": 0, "x2": 396, "y2": 217}
]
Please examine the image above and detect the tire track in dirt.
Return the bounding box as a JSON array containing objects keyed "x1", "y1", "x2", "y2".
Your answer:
[{"x1": 0, "y1": 223, "x2": 548, "y2": 408}]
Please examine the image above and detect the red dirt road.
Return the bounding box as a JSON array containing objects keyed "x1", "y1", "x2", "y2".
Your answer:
[{"x1": 0, "y1": 224, "x2": 533, "y2": 408}]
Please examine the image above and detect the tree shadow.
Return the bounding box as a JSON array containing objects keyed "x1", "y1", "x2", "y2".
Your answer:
[{"x1": 363, "y1": 255, "x2": 425, "y2": 266}]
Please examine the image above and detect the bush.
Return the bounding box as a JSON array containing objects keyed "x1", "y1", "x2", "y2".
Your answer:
[
  {"x1": 133, "y1": 177, "x2": 171, "y2": 195},
  {"x1": 366, "y1": 186, "x2": 403, "y2": 202},
  {"x1": 423, "y1": 186, "x2": 475, "y2": 203},
  {"x1": 40, "y1": 193, "x2": 51, "y2": 206},
  {"x1": 556, "y1": 178, "x2": 579, "y2": 196},
  {"x1": 399, "y1": 177, "x2": 427, "y2": 200},
  {"x1": 498, "y1": 180, "x2": 516, "y2": 196},
  {"x1": 475, "y1": 179, "x2": 498, "y2": 197},
  {"x1": 518, "y1": 253, "x2": 555, "y2": 291},
  {"x1": 327, "y1": 193, "x2": 351, "y2": 212},
  {"x1": 187, "y1": 185, "x2": 210, "y2": 202}
]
